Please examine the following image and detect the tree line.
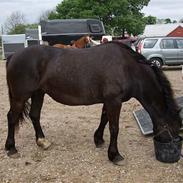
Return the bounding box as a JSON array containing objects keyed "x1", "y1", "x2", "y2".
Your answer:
[{"x1": 2, "y1": 0, "x2": 183, "y2": 36}]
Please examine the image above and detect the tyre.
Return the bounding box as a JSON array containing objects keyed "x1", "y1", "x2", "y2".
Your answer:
[{"x1": 150, "y1": 58, "x2": 163, "y2": 68}]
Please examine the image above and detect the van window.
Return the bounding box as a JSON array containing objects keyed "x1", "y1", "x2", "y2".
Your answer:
[
  {"x1": 176, "y1": 39, "x2": 183, "y2": 49},
  {"x1": 143, "y1": 39, "x2": 158, "y2": 48},
  {"x1": 161, "y1": 39, "x2": 175, "y2": 49}
]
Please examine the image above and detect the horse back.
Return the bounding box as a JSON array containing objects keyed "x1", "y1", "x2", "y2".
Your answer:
[{"x1": 6, "y1": 43, "x2": 155, "y2": 105}]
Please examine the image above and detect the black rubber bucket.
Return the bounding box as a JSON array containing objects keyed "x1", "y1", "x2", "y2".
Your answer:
[{"x1": 153, "y1": 136, "x2": 183, "y2": 163}]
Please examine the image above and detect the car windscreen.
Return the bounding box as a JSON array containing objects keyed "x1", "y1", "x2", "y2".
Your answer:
[{"x1": 143, "y1": 39, "x2": 158, "y2": 48}]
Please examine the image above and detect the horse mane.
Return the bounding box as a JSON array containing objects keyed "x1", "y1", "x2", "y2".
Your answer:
[
  {"x1": 108, "y1": 41, "x2": 180, "y2": 116},
  {"x1": 151, "y1": 66, "x2": 180, "y2": 115},
  {"x1": 106, "y1": 41, "x2": 150, "y2": 64}
]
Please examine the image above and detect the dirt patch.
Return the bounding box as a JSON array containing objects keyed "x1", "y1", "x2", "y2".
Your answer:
[{"x1": 0, "y1": 61, "x2": 183, "y2": 183}]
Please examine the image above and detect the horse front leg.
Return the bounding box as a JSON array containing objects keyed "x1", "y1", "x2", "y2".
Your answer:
[
  {"x1": 94, "y1": 104, "x2": 108, "y2": 147},
  {"x1": 105, "y1": 101, "x2": 124, "y2": 165}
]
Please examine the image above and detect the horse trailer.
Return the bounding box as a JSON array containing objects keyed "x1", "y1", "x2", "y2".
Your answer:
[
  {"x1": 25, "y1": 28, "x2": 41, "y2": 47},
  {"x1": 1, "y1": 34, "x2": 26, "y2": 59},
  {"x1": 41, "y1": 19, "x2": 105, "y2": 45}
]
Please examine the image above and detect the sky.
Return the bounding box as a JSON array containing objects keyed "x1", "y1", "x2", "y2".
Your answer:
[
  {"x1": 142, "y1": 0, "x2": 183, "y2": 21},
  {"x1": 0, "y1": 0, "x2": 182, "y2": 28},
  {"x1": 0, "y1": 0, "x2": 61, "y2": 27}
]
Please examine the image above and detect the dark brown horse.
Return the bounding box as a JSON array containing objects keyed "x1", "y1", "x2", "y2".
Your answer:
[{"x1": 5, "y1": 42, "x2": 182, "y2": 165}]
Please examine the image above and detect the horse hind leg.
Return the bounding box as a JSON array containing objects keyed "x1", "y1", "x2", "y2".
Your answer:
[
  {"x1": 5, "y1": 99, "x2": 26, "y2": 157},
  {"x1": 29, "y1": 90, "x2": 51, "y2": 150},
  {"x1": 94, "y1": 104, "x2": 108, "y2": 147}
]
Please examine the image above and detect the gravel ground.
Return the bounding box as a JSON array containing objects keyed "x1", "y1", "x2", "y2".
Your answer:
[{"x1": 0, "y1": 61, "x2": 183, "y2": 183}]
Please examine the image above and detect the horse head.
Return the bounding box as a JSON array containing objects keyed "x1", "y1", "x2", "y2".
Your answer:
[
  {"x1": 153, "y1": 107, "x2": 182, "y2": 142},
  {"x1": 84, "y1": 35, "x2": 91, "y2": 44},
  {"x1": 148, "y1": 67, "x2": 182, "y2": 142},
  {"x1": 74, "y1": 35, "x2": 91, "y2": 48}
]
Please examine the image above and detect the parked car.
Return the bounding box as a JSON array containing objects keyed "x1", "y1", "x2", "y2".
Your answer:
[{"x1": 135, "y1": 37, "x2": 183, "y2": 67}]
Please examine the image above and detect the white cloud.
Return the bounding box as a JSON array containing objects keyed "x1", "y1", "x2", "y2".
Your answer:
[{"x1": 142, "y1": 0, "x2": 183, "y2": 21}]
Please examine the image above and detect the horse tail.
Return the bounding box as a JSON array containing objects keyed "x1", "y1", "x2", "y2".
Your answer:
[
  {"x1": 6, "y1": 54, "x2": 30, "y2": 128},
  {"x1": 19, "y1": 101, "x2": 31, "y2": 123},
  {"x1": 6, "y1": 54, "x2": 13, "y2": 68}
]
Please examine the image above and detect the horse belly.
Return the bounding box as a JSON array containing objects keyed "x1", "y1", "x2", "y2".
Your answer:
[{"x1": 44, "y1": 87, "x2": 102, "y2": 106}]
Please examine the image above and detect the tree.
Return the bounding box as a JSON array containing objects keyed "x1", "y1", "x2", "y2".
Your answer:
[
  {"x1": 179, "y1": 18, "x2": 183, "y2": 23},
  {"x1": 3, "y1": 11, "x2": 38, "y2": 34},
  {"x1": 8, "y1": 23, "x2": 39, "y2": 34},
  {"x1": 48, "y1": 0, "x2": 150, "y2": 36},
  {"x1": 144, "y1": 15, "x2": 156, "y2": 25},
  {"x1": 39, "y1": 10, "x2": 54, "y2": 23},
  {"x1": 9, "y1": 24, "x2": 26, "y2": 34},
  {"x1": 26, "y1": 24, "x2": 39, "y2": 29},
  {"x1": 165, "y1": 18, "x2": 171, "y2": 24},
  {"x1": 4, "y1": 11, "x2": 26, "y2": 34}
]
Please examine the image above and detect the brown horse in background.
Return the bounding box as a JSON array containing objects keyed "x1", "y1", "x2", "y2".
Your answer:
[{"x1": 53, "y1": 35, "x2": 91, "y2": 48}]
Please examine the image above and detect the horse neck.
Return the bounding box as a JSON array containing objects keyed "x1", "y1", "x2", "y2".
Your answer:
[
  {"x1": 74, "y1": 37, "x2": 87, "y2": 48},
  {"x1": 137, "y1": 87, "x2": 166, "y2": 122},
  {"x1": 134, "y1": 66, "x2": 180, "y2": 137}
]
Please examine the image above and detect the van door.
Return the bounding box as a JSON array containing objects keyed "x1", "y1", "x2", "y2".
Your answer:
[
  {"x1": 160, "y1": 39, "x2": 178, "y2": 65},
  {"x1": 176, "y1": 39, "x2": 183, "y2": 64}
]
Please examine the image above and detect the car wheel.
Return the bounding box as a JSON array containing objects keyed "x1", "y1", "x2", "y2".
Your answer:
[{"x1": 150, "y1": 58, "x2": 163, "y2": 68}]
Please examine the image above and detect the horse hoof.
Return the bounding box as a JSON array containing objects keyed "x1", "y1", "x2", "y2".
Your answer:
[
  {"x1": 94, "y1": 134, "x2": 105, "y2": 147},
  {"x1": 112, "y1": 155, "x2": 125, "y2": 166},
  {"x1": 37, "y1": 138, "x2": 52, "y2": 150},
  {"x1": 95, "y1": 139, "x2": 105, "y2": 148},
  {"x1": 7, "y1": 149, "x2": 20, "y2": 158}
]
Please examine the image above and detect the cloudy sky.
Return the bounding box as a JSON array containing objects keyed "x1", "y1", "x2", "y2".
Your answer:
[
  {"x1": 0, "y1": 0, "x2": 182, "y2": 28},
  {"x1": 0, "y1": 0, "x2": 61, "y2": 27},
  {"x1": 142, "y1": 0, "x2": 183, "y2": 21}
]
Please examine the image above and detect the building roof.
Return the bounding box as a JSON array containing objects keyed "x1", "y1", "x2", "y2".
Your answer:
[{"x1": 142, "y1": 23, "x2": 183, "y2": 37}]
